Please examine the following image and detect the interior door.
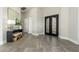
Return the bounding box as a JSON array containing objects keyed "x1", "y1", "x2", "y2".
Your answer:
[
  {"x1": 45, "y1": 17, "x2": 50, "y2": 34},
  {"x1": 45, "y1": 14, "x2": 59, "y2": 36}
]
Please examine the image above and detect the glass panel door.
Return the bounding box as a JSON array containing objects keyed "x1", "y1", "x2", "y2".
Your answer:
[
  {"x1": 52, "y1": 17, "x2": 56, "y2": 34},
  {"x1": 46, "y1": 18, "x2": 50, "y2": 33},
  {"x1": 45, "y1": 14, "x2": 59, "y2": 36}
]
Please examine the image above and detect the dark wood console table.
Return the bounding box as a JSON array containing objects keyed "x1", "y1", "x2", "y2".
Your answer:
[{"x1": 7, "y1": 29, "x2": 23, "y2": 42}]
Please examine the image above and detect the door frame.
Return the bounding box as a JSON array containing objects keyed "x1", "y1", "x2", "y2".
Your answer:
[{"x1": 45, "y1": 14, "x2": 59, "y2": 36}]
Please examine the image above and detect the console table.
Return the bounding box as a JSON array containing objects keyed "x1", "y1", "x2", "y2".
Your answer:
[{"x1": 7, "y1": 29, "x2": 23, "y2": 42}]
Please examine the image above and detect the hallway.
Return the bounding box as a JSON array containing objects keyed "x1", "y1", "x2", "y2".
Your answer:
[{"x1": 0, "y1": 34, "x2": 79, "y2": 52}]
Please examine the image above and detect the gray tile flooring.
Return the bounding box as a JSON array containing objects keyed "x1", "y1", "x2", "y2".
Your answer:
[{"x1": 0, "y1": 34, "x2": 79, "y2": 52}]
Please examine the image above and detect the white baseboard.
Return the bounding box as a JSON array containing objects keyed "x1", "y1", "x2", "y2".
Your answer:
[
  {"x1": 0, "y1": 40, "x2": 7, "y2": 45},
  {"x1": 38, "y1": 33, "x2": 45, "y2": 35},
  {"x1": 32, "y1": 33, "x2": 39, "y2": 36},
  {"x1": 31, "y1": 33, "x2": 44, "y2": 36},
  {"x1": 59, "y1": 36, "x2": 79, "y2": 45},
  {"x1": 0, "y1": 41, "x2": 4, "y2": 45},
  {"x1": 24, "y1": 31, "x2": 44, "y2": 36}
]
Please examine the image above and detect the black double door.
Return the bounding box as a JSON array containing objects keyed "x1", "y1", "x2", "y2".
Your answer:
[{"x1": 45, "y1": 14, "x2": 59, "y2": 36}]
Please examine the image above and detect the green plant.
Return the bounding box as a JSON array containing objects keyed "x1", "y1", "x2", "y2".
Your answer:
[{"x1": 15, "y1": 18, "x2": 21, "y2": 25}]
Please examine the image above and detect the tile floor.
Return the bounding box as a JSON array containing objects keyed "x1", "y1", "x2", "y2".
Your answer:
[{"x1": 0, "y1": 34, "x2": 79, "y2": 52}]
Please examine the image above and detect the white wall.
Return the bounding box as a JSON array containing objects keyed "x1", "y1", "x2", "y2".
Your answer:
[
  {"x1": 42, "y1": 7, "x2": 79, "y2": 44},
  {"x1": 23, "y1": 7, "x2": 79, "y2": 44},
  {"x1": 77, "y1": 8, "x2": 79, "y2": 42},
  {"x1": 0, "y1": 7, "x2": 21, "y2": 45},
  {"x1": 37, "y1": 8, "x2": 44, "y2": 34},
  {"x1": 59, "y1": 8, "x2": 69, "y2": 38},
  {"x1": 29, "y1": 8, "x2": 38, "y2": 34},
  {"x1": 42, "y1": 8, "x2": 70, "y2": 39},
  {"x1": 0, "y1": 8, "x2": 7, "y2": 45},
  {"x1": 43, "y1": 7, "x2": 61, "y2": 16},
  {"x1": 42, "y1": 7, "x2": 61, "y2": 35},
  {"x1": 60, "y1": 7, "x2": 79, "y2": 44},
  {"x1": 23, "y1": 8, "x2": 41, "y2": 35},
  {"x1": 3, "y1": 8, "x2": 7, "y2": 44},
  {"x1": 68, "y1": 8, "x2": 78, "y2": 43},
  {"x1": 10, "y1": 7, "x2": 21, "y2": 14},
  {"x1": 0, "y1": 8, "x2": 4, "y2": 45},
  {"x1": 21, "y1": 12, "x2": 29, "y2": 33},
  {"x1": 23, "y1": 7, "x2": 71, "y2": 37}
]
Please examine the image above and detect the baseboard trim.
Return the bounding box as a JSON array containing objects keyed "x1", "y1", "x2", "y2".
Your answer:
[
  {"x1": 59, "y1": 36, "x2": 79, "y2": 45},
  {"x1": 32, "y1": 33, "x2": 39, "y2": 36},
  {"x1": 0, "y1": 41, "x2": 4, "y2": 45},
  {"x1": 38, "y1": 33, "x2": 45, "y2": 35},
  {"x1": 31, "y1": 33, "x2": 44, "y2": 36}
]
